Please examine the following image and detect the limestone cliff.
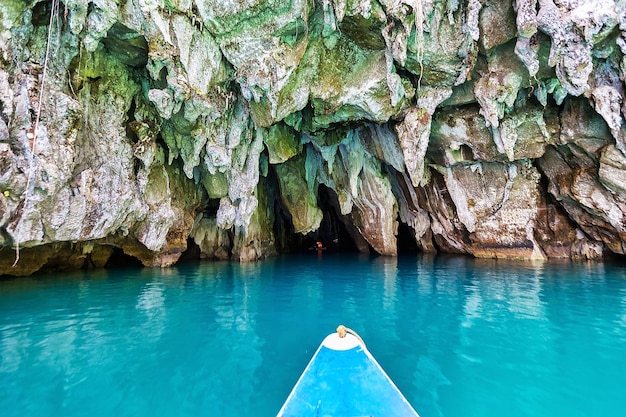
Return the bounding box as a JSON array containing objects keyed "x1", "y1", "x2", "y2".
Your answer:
[{"x1": 1, "y1": 0, "x2": 625, "y2": 275}]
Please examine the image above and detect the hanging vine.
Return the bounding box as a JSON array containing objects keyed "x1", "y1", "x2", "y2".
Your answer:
[
  {"x1": 414, "y1": 0, "x2": 424, "y2": 90},
  {"x1": 12, "y1": 0, "x2": 61, "y2": 267}
]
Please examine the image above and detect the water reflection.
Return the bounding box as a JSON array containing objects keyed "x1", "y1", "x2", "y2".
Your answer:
[
  {"x1": 380, "y1": 256, "x2": 398, "y2": 311},
  {"x1": 199, "y1": 263, "x2": 264, "y2": 416},
  {"x1": 0, "y1": 324, "x2": 30, "y2": 373},
  {"x1": 135, "y1": 282, "x2": 166, "y2": 342},
  {"x1": 461, "y1": 283, "x2": 482, "y2": 328},
  {"x1": 1, "y1": 257, "x2": 626, "y2": 417},
  {"x1": 413, "y1": 356, "x2": 451, "y2": 417},
  {"x1": 506, "y1": 263, "x2": 546, "y2": 320}
]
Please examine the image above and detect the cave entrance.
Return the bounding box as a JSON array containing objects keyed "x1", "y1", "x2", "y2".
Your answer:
[
  {"x1": 267, "y1": 163, "x2": 365, "y2": 254},
  {"x1": 178, "y1": 238, "x2": 202, "y2": 263},
  {"x1": 396, "y1": 219, "x2": 419, "y2": 254},
  {"x1": 105, "y1": 247, "x2": 143, "y2": 268},
  {"x1": 302, "y1": 185, "x2": 362, "y2": 253},
  {"x1": 273, "y1": 194, "x2": 306, "y2": 254}
]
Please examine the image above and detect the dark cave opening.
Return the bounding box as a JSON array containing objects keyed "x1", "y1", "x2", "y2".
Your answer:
[
  {"x1": 396, "y1": 220, "x2": 419, "y2": 254},
  {"x1": 178, "y1": 238, "x2": 202, "y2": 263},
  {"x1": 273, "y1": 195, "x2": 304, "y2": 254},
  {"x1": 267, "y1": 164, "x2": 362, "y2": 254},
  {"x1": 202, "y1": 198, "x2": 221, "y2": 218},
  {"x1": 267, "y1": 164, "x2": 302, "y2": 254},
  {"x1": 303, "y1": 185, "x2": 362, "y2": 253},
  {"x1": 104, "y1": 247, "x2": 143, "y2": 269}
]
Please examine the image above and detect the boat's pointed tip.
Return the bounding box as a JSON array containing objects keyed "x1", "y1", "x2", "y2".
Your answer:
[{"x1": 322, "y1": 332, "x2": 362, "y2": 351}]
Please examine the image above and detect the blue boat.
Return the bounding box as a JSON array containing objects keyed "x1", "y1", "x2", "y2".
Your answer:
[{"x1": 277, "y1": 326, "x2": 420, "y2": 416}]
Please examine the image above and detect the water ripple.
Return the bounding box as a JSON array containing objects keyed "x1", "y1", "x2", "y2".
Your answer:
[{"x1": 1, "y1": 256, "x2": 626, "y2": 417}]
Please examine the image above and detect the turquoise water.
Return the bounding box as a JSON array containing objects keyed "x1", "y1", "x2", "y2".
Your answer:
[{"x1": 1, "y1": 254, "x2": 626, "y2": 417}]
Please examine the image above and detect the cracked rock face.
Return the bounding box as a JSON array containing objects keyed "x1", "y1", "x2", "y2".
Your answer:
[{"x1": 1, "y1": 0, "x2": 626, "y2": 275}]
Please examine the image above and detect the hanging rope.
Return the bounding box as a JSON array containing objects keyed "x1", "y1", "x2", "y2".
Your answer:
[
  {"x1": 336, "y1": 325, "x2": 366, "y2": 347},
  {"x1": 12, "y1": 0, "x2": 60, "y2": 267},
  {"x1": 414, "y1": 0, "x2": 424, "y2": 91}
]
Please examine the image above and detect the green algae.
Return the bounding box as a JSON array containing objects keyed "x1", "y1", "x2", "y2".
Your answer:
[
  {"x1": 199, "y1": 167, "x2": 228, "y2": 199},
  {"x1": 274, "y1": 154, "x2": 322, "y2": 234},
  {"x1": 338, "y1": 12, "x2": 386, "y2": 50},
  {"x1": 400, "y1": 2, "x2": 480, "y2": 86},
  {"x1": 0, "y1": 0, "x2": 29, "y2": 35},
  {"x1": 200, "y1": 0, "x2": 311, "y2": 40},
  {"x1": 263, "y1": 123, "x2": 300, "y2": 164},
  {"x1": 273, "y1": 16, "x2": 308, "y2": 47}
]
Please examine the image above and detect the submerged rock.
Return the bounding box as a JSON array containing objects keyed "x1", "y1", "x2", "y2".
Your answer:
[{"x1": 1, "y1": 0, "x2": 626, "y2": 275}]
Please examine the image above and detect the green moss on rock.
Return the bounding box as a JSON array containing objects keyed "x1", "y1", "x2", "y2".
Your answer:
[
  {"x1": 274, "y1": 154, "x2": 322, "y2": 234},
  {"x1": 263, "y1": 123, "x2": 300, "y2": 164}
]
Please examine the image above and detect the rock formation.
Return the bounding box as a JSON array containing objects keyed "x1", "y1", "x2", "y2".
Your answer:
[{"x1": 1, "y1": 0, "x2": 625, "y2": 275}]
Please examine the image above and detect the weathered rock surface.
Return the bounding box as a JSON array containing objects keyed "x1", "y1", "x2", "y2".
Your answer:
[{"x1": 1, "y1": 0, "x2": 626, "y2": 275}]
